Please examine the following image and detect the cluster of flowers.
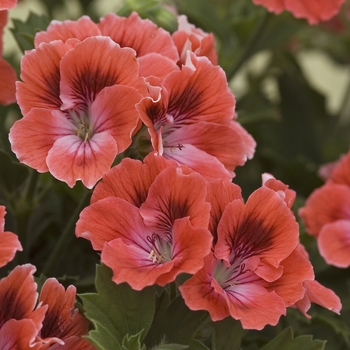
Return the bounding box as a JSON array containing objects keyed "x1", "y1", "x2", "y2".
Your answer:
[
  {"x1": 76, "y1": 154, "x2": 341, "y2": 330},
  {"x1": 9, "y1": 11, "x2": 254, "y2": 188},
  {"x1": 300, "y1": 151, "x2": 350, "y2": 268},
  {"x1": 0, "y1": 208, "x2": 94, "y2": 349},
  {"x1": 0, "y1": 0, "x2": 347, "y2": 346}
]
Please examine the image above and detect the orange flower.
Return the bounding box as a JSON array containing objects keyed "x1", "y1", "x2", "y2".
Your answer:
[
  {"x1": 0, "y1": 205, "x2": 22, "y2": 267},
  {"x1": 180, "y1": 177, "x2": 341, "y2": 329},
  {"x1": 34, "y1": 12, "x2": 179, "y2": 81},
  {"x1": 172, "y1": 15, "x2": 218, "y2": 65},
  {"x1": 180, "y1": 184, "x2": 300, "y2": 329},
  {"x1": 76, "y1": 153, "x2": 212, "y2": 290},
  {"x1": 300, "y1": 150, "x2": 350, "y2": 267},
  {"x1": 0, "y1": 10, "x2": 16, "y2": 105},
  {"x1": 0, "y1": 264, "x2": 47, "y2": 348},
  {"x1": 0, "y1": 264, "x2": 94, "y2": 349},
  {"x1": 137, "y1": 52, "x2": 255, "y2": 181},
  {"x1": 0, "y1": 0, "x2": 17, "y2": 10},
  {"x1": 10, "y1": 36, "x2": 147, "y2": 188},
  {"x1": 36, "y1": 278, "x2": 93, "y2": 349},
  {"x1": 253, "y1": 0, "x2": 345, "y2": 25}
]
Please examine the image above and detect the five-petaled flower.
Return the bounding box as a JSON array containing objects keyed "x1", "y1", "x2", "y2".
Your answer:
[
  {"x1": 252, "y1": 0, "x2": 345, "y2": 25},
  {"x1": 0, "y1": 10, "x2": 16, "y2": 105},
  {"x1": 10, "y1": 36, "x2": 147, "y2": 188},
  {"x1": 0, "y1": 205, "x2": 22, "y2": 267},
  {"x1": 299, "y1": 150, "x2": 350, "y2": 268},
  {"x1": 76, "y1": 153, "x2": 213, "y2": 290},
  {"x1": 136, "y1": 52, "x2": 255, "y2": 181},
  {"x1": 179, "y1": 177, "x2": 341, "y2": 329},
  {"x1": 0, "y1": 264, "x2": 94, "y2": 349}
]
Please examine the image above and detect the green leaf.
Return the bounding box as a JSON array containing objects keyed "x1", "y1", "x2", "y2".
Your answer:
[
  {"x1": 250, "y1": 13, "x2": 302, "y2": 54},
  {"x1": 210, "y1": 317, "x2": 245, "y2": 350},
  {"x1": 122, "y1": 331, "x2": 147, "y2": 350},
  {"x1": 262, "y1": 327, "x2": 326, "y2": 350},
  {"x1": 10, "y1": 12, "x2": 51, "y2": 52},
  {"x1": 188, "y1": 339, "x2": 210, "y2": 350},
  {"x1": 80, "y1": 264, "x2": 155, "y2": 346},
  {"x1": 118, "y1": 0, "x2": 177, "y2": 32},
  {"x1": 151, "y1": 343, "x2": 189, "y2": 350},
  {"x1": 144, "y1": 293, "x2": 206, "y2": 347},
  {"x1": 86, "y1": 321, "x2": 122, "y2": 350},
  {"x1": 0, "y1": 150, "x2": 29, "y2": 195}
]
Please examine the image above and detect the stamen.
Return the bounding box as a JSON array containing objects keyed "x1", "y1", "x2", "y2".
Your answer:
[
  {"x1": 146, "y1": 233, "x2": 172, "y2": 264},
  {"x1": 214, "y1": 259, "x2": 251, "y2": 289},
  {"x1": 67, "y1": 109, "x2": 93, "y2": 142},
  {"x1": 148, "y1": 250, "x2": 157, "y2": 263}
]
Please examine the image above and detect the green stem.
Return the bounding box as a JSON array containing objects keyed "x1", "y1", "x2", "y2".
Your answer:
[
  {"x1": 23, "y1": 168, "x2": 39, "y2": 203},
  {"x1": 15, "y1": 169, "x2": 40, "y2": 263},
  {"x1": 42, "y1": 189, "x2": 91, "y2": 277},
  {"x1": 226, "y1": 10, "x2": 271, "y2": 81},
  {"x1": 339, "y1": 72, "x2": 350, "y2": 124}
]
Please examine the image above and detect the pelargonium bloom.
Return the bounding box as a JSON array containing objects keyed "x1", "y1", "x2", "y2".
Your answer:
[
  {"x1": 137, "y1": 52, "x2": 255, "y2": 181},
  {"x1": 36, "y1": 278, "x2": 94, "y2": 349},
  {"x1": 76, "y1": 153, "x2": 213, "y2": 290},
  {"x1": 180, "y1": 182, "x2": 300, "y2": 329},
  {"x1": 0, "y1": 10, "x2": 16, "y2": 105},
  {"x1": 180, "y1": 177, "x2": 340, "y2": 329},
  {"x1": 299, "y1": 150, "x2": 350, "y2": 267},
  {"x1": 253, "y1": 0, "x2": 345, "y2": 25},
  {"x1": 0, "y1": 0, "x2": 17, "y2": 10},
  {"x1": 172, "y1": 15, "x2": 218, "y2": 65},
  {"x1": 0, "y1": 264, "x2": 94, "y2": 349},
  {"x1": 0, "y1": 264, "x2": 46, "y2": 326},
  {"x1": 263, "y1": 174, "x2": 341, "y2": 314},
  {"x1": 0, "y1": 205, "x2": 22, "y2": 267},
  {"x1": 291, "y1": 245, "x2": 341, "y2": 318},
  {"x1": 10, "y1": 36, "x2": 147, "y2": 188}
]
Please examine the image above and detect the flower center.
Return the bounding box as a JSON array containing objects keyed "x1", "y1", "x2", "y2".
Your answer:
[
  {"x1": 67, "y1": 109, "x2": 93, "y2": 142},
  {"x1": 214, "y1": 259, "x2": 248, "y2": 288},
  {"x1": 146, "y1": 233, "x2": 173, "y2": 264}
]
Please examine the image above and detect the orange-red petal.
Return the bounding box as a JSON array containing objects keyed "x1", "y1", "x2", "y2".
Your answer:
[
  {"x1": 98, "y1": 12, "x2": 178, "y2": 62},
  {"x1": 91, "y1": 153, "x2": 177, "y2": 206},
  {"x1": 34, "y1": 16, "x2": 100, "y2": 47},
  {"x1": 140, "y1": 166, "x2": 210, "y2": 234},
  {"x1": 0, "y1": 264, "x2": 46, "y2": 333},
  {"x1": 38, "y1": 278, "x2": 89, "y2": 346},
  {"x1": 318, "y1": 220, "x2": 350, "y2": 268}
]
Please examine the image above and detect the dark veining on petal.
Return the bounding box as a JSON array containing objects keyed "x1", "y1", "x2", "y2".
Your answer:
[
  {"x1": 230, "y1": 216, "x2": 273, "y2": 262},
  {"x1": 168, "y1": 84, "x2": 202, "y2": 125},
  {"x1": 0, "y1": 289, "x2": 27, "y2": 327},
  {"x1": 71, "y1": 67, "x2": 119, "y2": 106},
  {"x1": 41, "y1": 307, "x2": 76, "y2": 339}
]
